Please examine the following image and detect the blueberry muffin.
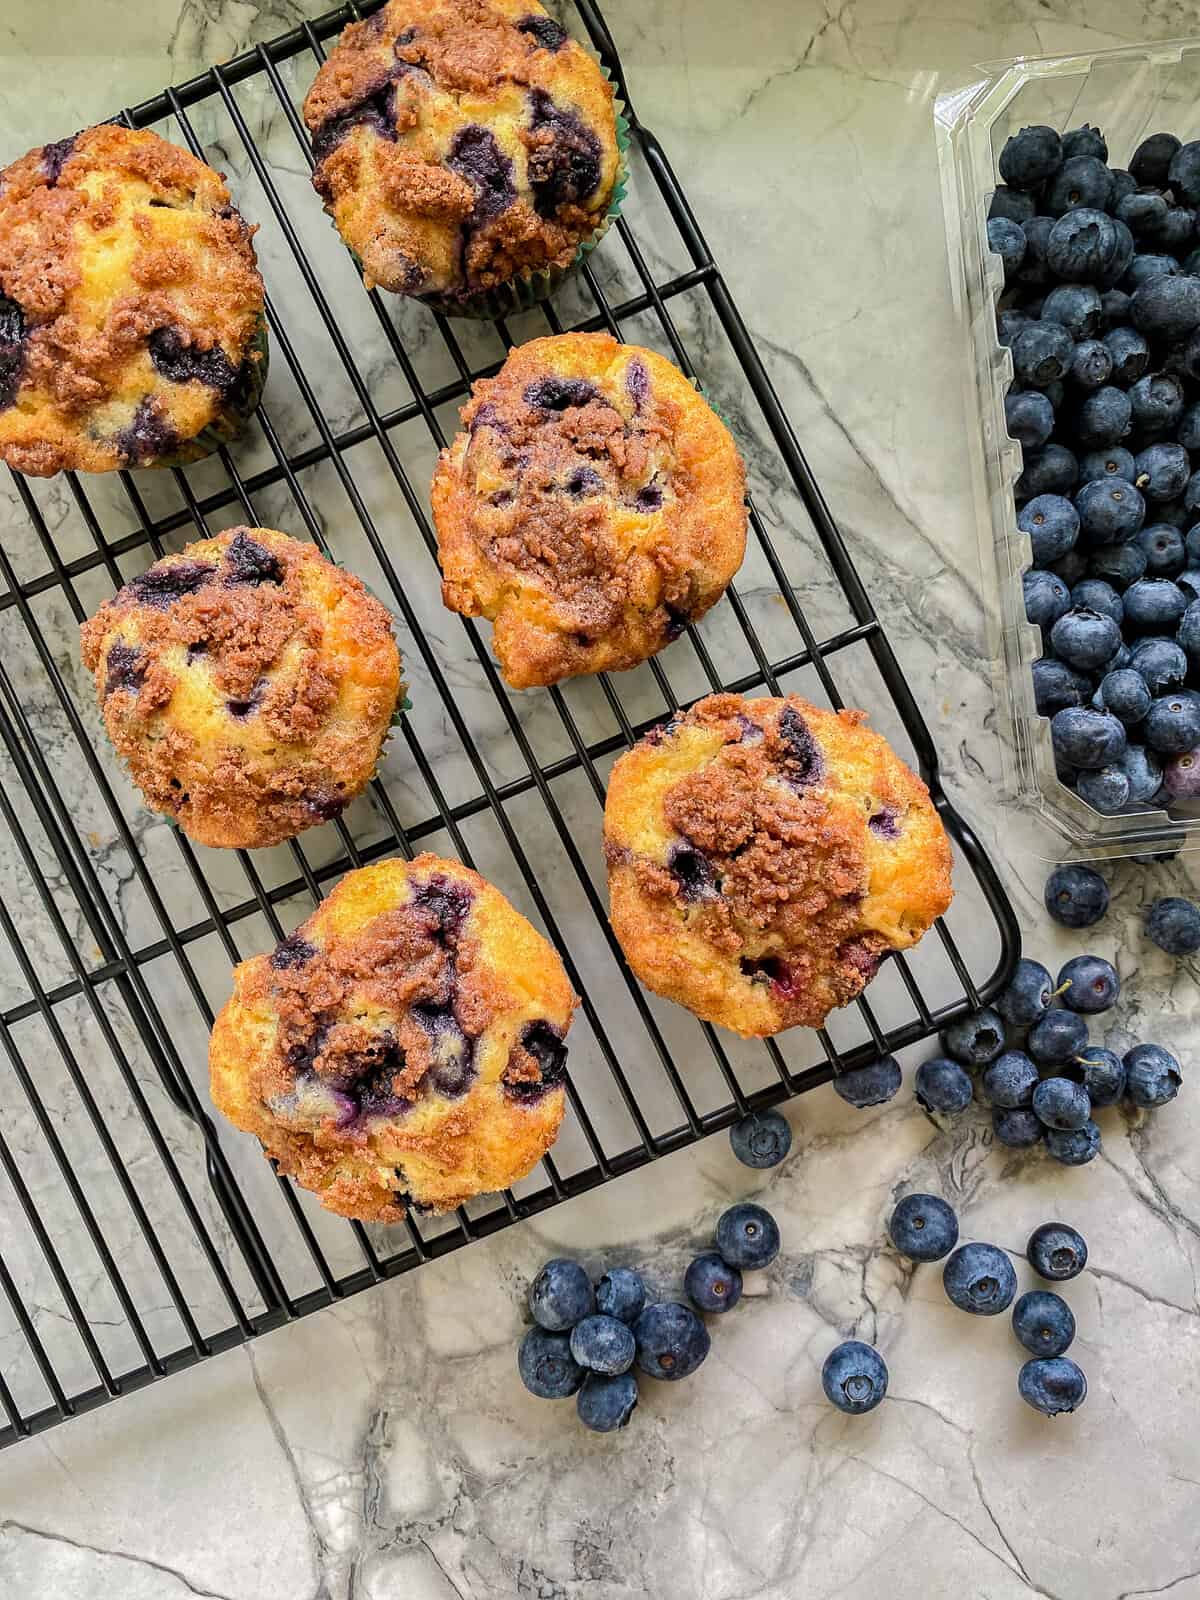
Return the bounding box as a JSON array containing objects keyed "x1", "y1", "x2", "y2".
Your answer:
[
  {"x1": 209, "y1": 854, "x2": 579, "y2": 1220},
  {"x1": 79, "y1": 527, "x2": 401, "y2": 849},
  {"x1": 604, "y1": 694, "x2": 953, "y2": 1037},
  {"x1": 0, "y1": 124, "x2": 266, "y2": 477},
  {"x1": 432, "y1": 333, "x2": 747, "y2": 687},
  {"x1": 302, "y1": 0, "x2": 623, "y2": 313}
]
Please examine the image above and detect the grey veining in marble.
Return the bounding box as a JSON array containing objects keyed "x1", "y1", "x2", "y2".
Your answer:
[{"x1": 0, "y1": 1, "x2": 1199, "y2": 1596}]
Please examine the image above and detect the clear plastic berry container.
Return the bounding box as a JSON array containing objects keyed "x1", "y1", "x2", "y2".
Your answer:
[{"x1": 935, "y1": 41, "x2": 1200, "y2": 859}]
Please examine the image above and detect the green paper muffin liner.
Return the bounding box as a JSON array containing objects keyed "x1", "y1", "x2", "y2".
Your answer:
[{"x1": 145, "y1": 312, "x2": 270, "y2": 470}]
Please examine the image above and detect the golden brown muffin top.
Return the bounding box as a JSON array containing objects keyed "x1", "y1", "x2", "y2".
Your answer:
[{"x1": 0, "y1": 124, "x2": 264, "y2": 475}]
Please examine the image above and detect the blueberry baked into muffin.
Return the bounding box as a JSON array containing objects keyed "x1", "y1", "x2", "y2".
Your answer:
[
  {"x1": 209, "y1": 855, "x2": 579, "y2": 1220},
  {"x1": 604, "y1": 694, "x2": 953, "y2": 1037},
  {"x1": 432, "y1": 332, "x2": 747, "y2": 687},
  {"x1": 80, "y1": 527, "x2": 401, "y2": 849},
  {"x1": 0, "y1": 124, "x2": 266, "y2": 476},
  {"x1": 301, "y1": 0, "x2": 624, "y2": 314}
]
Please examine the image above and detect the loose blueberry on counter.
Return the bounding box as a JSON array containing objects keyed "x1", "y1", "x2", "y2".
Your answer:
[
  {"x1": 993, "y1": 1106, "x2": 1045, "y2": 1147},
  {"x1": 684, "y1": 1252, "x2": 743, "y2": 1314},
  {"x1": 570, "y1": 1313, "x2": 636, "y2": 1376},
  {"x1": 821, "y1": 1341, "x2": 888, "y2": 1415},
  {"x1": 1050, "y1": 706, "x2": 1126, "y2": 769},
  {"x1": 576, "y1": 1371, "x2": 638, "y2": 1432},
  {"x1": 529, "y1": 1258, "x2": 594, "y2": 1331},
  {"x1": 888, "y1": 1193, "x2": 959, "y2": 1262},
  {"x1": 715, "y1": 1202, "x2": 781, "y2": 1271},
  {"x1": 987, "y1": 216, "x2": 1028, "y2": 281},
  {"x1": 1057, "y1": 954, "x2": 1119, "y2": 1013},
  {"x1": 518, "y1": 1326, "x2": 585, "y2": 1399},
  {"x1": 983, "y1": 1050, "x2": 1040, "y2": 1108},
  {"x1": 1074, "y1": 1046, "x2": 1126, "y2": 1107},
  {"x1": 729, "y1": 1108, "x2": 792, "y2": 1169},
  {"x1": 1028, "y1": 1009, "x2": 1090, "y2": 1069},
  {"x1": 1123, "y1": 1042, "x2": 1182, "y2": 1106},
  {"x1": 999, "y1": 125, "x2": 1063, "y2": 190},
  {"x1": 1096, "y1": 669, "x2": 1150, "y2": 724},
  {"x1": 632, "y1": 1302, "x2": 710, "y2": 1381},
  {"x1": 1144, "y1": 895, "x2": 1200, "y2": 956},
  {"x1": 939, "y1": 1007, "x2": 1005, "y2": 1068},
  {"x1": 943, "y1": 1243, "x2": 1018, "y2": 1315},
  {"x1": 914, "y1": 1056, "x2": 973, "y2": 1115},
  {"x1": 1145, "y1": 689, "x2": 1200, "y2": 754},
  {"x1": 595, "y1": 1266, "x2": 646, "y2": 1325},
  {"x1": 1012, "y1": 1290, "x2": 1076, "y2": 1357},
  {"x1": 1028, "y1": 1222, "x2": 1088, "y2": 1281},
  {"x1": 1045, "y1": 864, "x2": 1109, "y2": 927},
  {"x1": 832, "y1": 1055, "x2": 902, "y2": 1108},
  {"x1": 1045, "y1": 1119, "x2": 1102, "y2": 1165},
  {"x1": 1033, "y1": 1076, "x2": 1092, "y2": 1131},
  {"x1": 1019, "y1": 1356, "x2": 1088, "y2": 1416},
  {"x1": 997, "y1": 958, "x2": 1056, "y2": 1028}
]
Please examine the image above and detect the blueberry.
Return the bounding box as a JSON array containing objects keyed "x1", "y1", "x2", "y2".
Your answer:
[
  {"x1": 570, "y1": 1313, "x2": 637, "y2": 1375},
  {"x1": 1073, "y1": 387, "x2": 1133, "y2": 454},
  {"x1": 1044, "y1": 864, "x2": 1109, "y2": 927},
  {"x1": 1018, "y1": 215, "x2": 1056, "y2": 287},
  {"x1": 887, "y1": 1192, "x2": 959, "y2": 1262},
  {"x1": 1181, "y1": 408, "x2": 1200, "y2": 457},
  {"x1": 1168, "y1": 139, "x2": 1200, "y2": 205},
  {"x1": 1178, "y1": 598, "x2": 1200, "y2": 664},
  {"x1": 982, "y1": 1050, "x2": 1040, "y2": 1108},
  {"x1": 1057, "y1": 955, "x2": 1119, "y2": 1015},
  {"x1": 1024, "y1": 569, "x2": 1072, "y2": 628},
  {"x1": 1144, "y1": 895, "x2": 1200, "y2": 955},
  {"x1": 821, "y1": 1341, "x2": 888, "y2": 1415},
  {"x1": 1181, "y1": 570, "x2": 1200, "y2": 605},
  {"x1": 1042, "y1": 283, "x2": 1104, "y2": 341},
  {"x1": 1012, "y1": 1290, "x2": 1076, "y2": 1357},
  {"x1": 516, "y1": 14, "x2": 569, "y2": 50},
  {"x1": 715, "y1": 1202, "x2": 781, "y2": 1270},
  {"x1": 993, "y1": 1106, "x2": 1045, "y2": 1147},
  {"x1": 1146, "y1": 203, "x2": 1195, "y2": 250},
  {"x1": 1017, "y1": 442, "x2": 1079, "y2": 499},
  {"x1": 1136, "y1": 522, "x2": 1186, "y2": 577},
  {"x1": 1123, "y1": 1041, "x2": 1182, "y2": 1104},
  {"x1": 1019, "y1": 1356, "x2": 1088, "y2": 1416},
  {"x1": 988, "y1": 216, "x2": 1027, "y2": 280},
  {"x1": 990, "y1": 185, "x2": 1037, "y2": 224},
  {"x1": 1051, "y1": 548, "x2": 1089, "y2": 586},
  {"x1": 998, "y1": 309, "x2": 1032, "y2": 349},
  {"x1": 943, "y1": 1243, "x2": 1018, "y2": 1315},
  {"x1": 1047, "y1": 208, "x2": 1122, "y2": 284},
  {"x1": 1076, "y1": 763, "x2": 1132, "y2": 813},
  {"x1": 684, "y1": 1252, "x2": 743, "y2": 1314},
  {"x1": 1145, "y1": 689, "x2": 1200, "y2": 753},
  {"x1": 1049, "y1": 610, "x2": 1122, "y2": 672},
  {"x1": 1006, "y1": 390, "x2": 1055, "y2": 451},
  {"x1": 1133, "y1": 274, "x2": 1200, "y2": 338},
  {"x1": 1067, "y1": 339, "x2": 1113, "y2": 389},
  {"x1": 529, "y1": 1258, "x2": 594, "y2": 1331},
  {"x1": 1134, "y1": 443, "x2": 1190, "y2": 503},
  {"x1": 1123, "y1": 578, "x2": 1188, "y2": 632},
  {"x1": 1117, "y1": 190, "x2": 1169, "y2": 238},
  {"x1": 1044, "y1": 156, "x2": 1113, "y2": 217},
  {"x1": 1100, "y1": 288, "x2": 1132, "y2": 329},
  {"x1": 1044, "y1": 1119, "x2": 1102, "y2": 1165},
  {"x1": 1050, "y1": 705, "x2": 1127, "y2": 768},
  {"x1": 518, "y1": 1326, "x2": 585, "y2": 1399},
  {"x1": 833, "y1": 1055, "x2": 902, "y2": 1107},
  {"x1": 1131, "y1": 131, "x2": 1182, "y2": 188},
  {"x1": 1074, "y1": 1046, "x2": 1126, "y2": 1107},
  {"x1": 1032, "y1": 658, "x2": 1092, "y2": 715},
  {"x1": 1028, "y1": 1009, "x2": 1089, "y2": 1069},
  {"x1": 1088, "y1": 541, "x2": 1146, "y2": 589},
  {"x1": 1163, "y1": 745, "x2": 1200, "y2": 799},
  {"x1": 1033, "y1": 1076, "x2": 1092, "y2": 1131},
  {"x1": 1099, "y1": 217, "x2": 1135, "y2": 289},
  {"x1": 1079, "y1": 446, "x2": 1136, "y2": 486},
  {"x1": 594, "y1": 1267, "x2": 645, "y2": 1324},
  {"x1": 997, "y1": 958, "x2": 1055, "y2": 1027},
  {"x1": 999, "y1": 125, "x2": 1063, "y2": 190},
  {"x1": 914, "y1": 1056, "x2": 974, "y2": 1114},
  {"x1": 576, "y1": 1371, "x2": 638, "y2": 1431},
  {"x1": 728, "y1": 1108, "x2": 791, "y2": 1168},
  {"x1": 632, "y1": 1302, "x2": 710, "y2": 1380},
  {"x1": 1076, "y1": 480, "x2": 1145, "y2": 546},
  {"x1": 1070, "y1": 578, "x2": 1123, "y2": 625},
  {"x1": 1098, "y1": 669, "x2": 1151, "y2": 724},
  {"x1": 1123, "y1": 252, "x2": 1180, "y2": 290},
  {"x1": 1129, "y1": 635, "x2": 1188, "y2": 692},
  {"x1": 1029, "y1": 1223, "x2": 1088, "y2": 1281},
  {"x1": 939, "y1": 1007, "x2": 1005, "y2": 1068}
]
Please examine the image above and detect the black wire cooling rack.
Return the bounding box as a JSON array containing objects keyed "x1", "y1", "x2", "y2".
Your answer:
[{"x1": 0, "y1": 0, "x2": 1020, "y2": 1447}]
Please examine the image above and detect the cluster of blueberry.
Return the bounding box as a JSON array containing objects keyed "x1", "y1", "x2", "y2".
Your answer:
[
  {"x1": 517, "y1": 1201, "x2": 780, "y2": 1432},
  {"x1": 989, "y1": 122, "x2": 1200, "y2": 816},
  {"x1": 915, "y1": 944, "x2": 1180, "y2": 1161}
]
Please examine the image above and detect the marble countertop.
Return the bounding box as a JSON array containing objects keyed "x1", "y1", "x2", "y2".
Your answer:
[{"x1": 2, "y1": 1, "x2": 1200, "y2": 1596}]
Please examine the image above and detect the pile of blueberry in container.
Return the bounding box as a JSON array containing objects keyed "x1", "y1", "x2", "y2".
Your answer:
[{"x1": 990, "y1": 121, "x2": 1200, "y2": 816}]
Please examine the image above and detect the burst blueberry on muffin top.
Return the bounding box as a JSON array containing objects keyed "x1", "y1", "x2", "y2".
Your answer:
[
  {"x1": 603, "y1": 693, "x2": 953, "y2": 1037},
  {"x1": 432, "y1": 332, "x2": 747, "y2": 687},
  {"x1": 79, "y1": 527, "x2": 401, "y2": 849},
  {"x1": 301, "y1": 0, "x2": 621, "y2": 308},
  {"x1": 209, "y1": 855, "x2": 578, "y2": 1221},
  {"x1": 0, "y1": 124, "x2": 266, "y2": 476}
]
